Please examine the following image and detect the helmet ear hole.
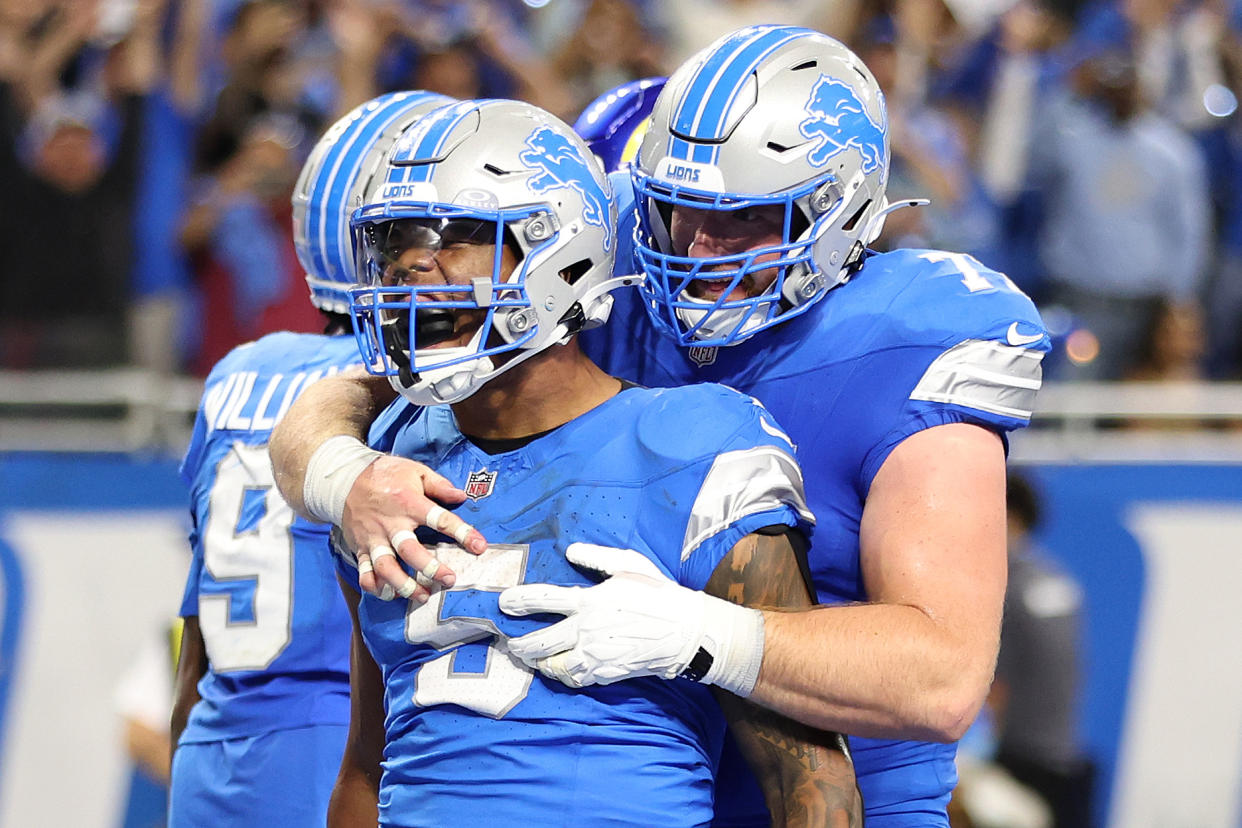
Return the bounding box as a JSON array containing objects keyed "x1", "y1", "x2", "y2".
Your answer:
[
  {"x1": 559, "y1": 258, "x2": 594, "y2": 286},
  {"x1": 841, "y1": 200, "x2": 872, "y2": 233}
]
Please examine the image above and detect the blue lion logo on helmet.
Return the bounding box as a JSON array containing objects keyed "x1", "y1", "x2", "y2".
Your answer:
[
  {"x1": 519, "y1": 126, "x2": 612, "y2": 251},
  {"x1": 798, "y1": 75, "x2": 886, "y2": 174}
]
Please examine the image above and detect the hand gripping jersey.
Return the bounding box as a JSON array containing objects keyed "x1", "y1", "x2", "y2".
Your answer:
[
  {"x1": 342, "y1": 383, "x2": 813, "y2": 828},
  {"x1": 178, "y1": 332, "x2": 361, "y2": 743},
  {"x1": 583, "y1": 196, "x2": 1050, "y2": 826}
]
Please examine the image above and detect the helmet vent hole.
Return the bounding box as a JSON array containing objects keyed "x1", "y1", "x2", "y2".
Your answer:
[
  {"x1": 791, "y1": 60, "x2": 819, "y2": 71},
  {"x1": 559, "y1": 258, "x2": 593, "y2": 285},
  {"x1": 483, "y1": 163, "x2": 507, "y2": 176},
  {"x1": 767, "y1": 141, "x2": 796, "y2": 152},
  {"x1": 841, "y1": 199, "x2": 872, "y2": 232}
]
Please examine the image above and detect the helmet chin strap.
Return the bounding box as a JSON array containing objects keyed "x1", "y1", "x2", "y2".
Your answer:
[
  {"x1": 393, "y1": 272, "x2": 641, "y2": 406},
  {"x1": 675, "y1": 293, "x2": 772, "y2": 344},
  {"x1": 393, "y1": 352, "x2": 498, "y2": 406}
]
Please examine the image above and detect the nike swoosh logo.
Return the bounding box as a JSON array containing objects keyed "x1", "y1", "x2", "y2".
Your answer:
[{"x1": 1006, "y1": 322, "x2": 1044, "y2": 347}]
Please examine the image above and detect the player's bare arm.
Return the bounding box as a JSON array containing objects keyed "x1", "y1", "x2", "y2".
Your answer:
[
  {"x1": 169, "y1": 616, "x2": 208, "y2": 765},
  {"x1": 270, "y1": 368, "x2": 487, "y2": 601},
  {"x1": 327, "y1": 577, "x2": 385, "y2": 828},
  {"x1": 705, "y1": 531, "x2": 864, "y2": 828},
  {"x1": 269, "y1": 368, "x2": 393, "y2": 517},
  {"x1": 749, "y1": 422, "x2": 1008, "y2": 740},
  {"x1": 506, "y1": 422, "x2": 1006, "y2": 743}
]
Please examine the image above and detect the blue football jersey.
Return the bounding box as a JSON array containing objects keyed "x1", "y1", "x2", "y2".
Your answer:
[
  {"x1": 178, "y1": 332, "x2": 361, "y2": 742},
  {"x1": 581, "y1": 244, "x2": 1050, "y2": 826},
  {"x1": 340, "y1": 383, "x2": 813, "y2": 828}
]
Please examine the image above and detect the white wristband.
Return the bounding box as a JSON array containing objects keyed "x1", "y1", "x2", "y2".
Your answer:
[
  {"x1": 303, "y1": 435, "x2": 382, "y2": 524},
  {"x1": 701, "y1": 600, "x2": 766, "y2": 698}
]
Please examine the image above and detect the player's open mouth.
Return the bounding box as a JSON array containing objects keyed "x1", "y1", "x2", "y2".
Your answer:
[
  {"x1": 689, "y1": 275, "x2": 747, "y2": 301},
  {"x1": 411, "y1": 305, "x2": 484, "y2": 350}
]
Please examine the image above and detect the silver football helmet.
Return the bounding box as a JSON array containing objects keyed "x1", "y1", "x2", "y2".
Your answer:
[
  {"x1": 632, "y1": 25, "x2": 904, "y2": 346},
  {"x1": 348, "y1": 99, "x2": 628, "y2": 405},
  {"x1": 292, "y1": 90, "x2": 453, "y2": 314}
]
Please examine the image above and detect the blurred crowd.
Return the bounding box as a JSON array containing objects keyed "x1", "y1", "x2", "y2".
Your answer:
[{"x1": 2, "y1": 0, "x2": 1241, "y2": 382}]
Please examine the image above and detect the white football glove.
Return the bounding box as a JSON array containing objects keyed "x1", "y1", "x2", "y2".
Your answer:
[{"x1": 498, "y1": 542, "x2": 766, "y2": 697}]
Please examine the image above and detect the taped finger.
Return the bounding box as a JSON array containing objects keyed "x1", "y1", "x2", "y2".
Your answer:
[
  {"x1": 538, "y1": 652, "x2": 584, "y2": 688},
  {"x1": 357, "y1": 556, "x2": 374, "y2": 577},
  {"x1": 424, "y1": 505, "x2": 450, "y2": 532},
  {"x1": 396, "y1": 576, "x2": 425, "y2": 601},
  {"x1": 370, "y1": 546, "x2": 397, "y2": 565},
  {"x1": 425, "y1": 505, "x2": 476, "y2": 547},
  {"x1": 390, "y1": 529, "x2": 419, "y2": 548}
]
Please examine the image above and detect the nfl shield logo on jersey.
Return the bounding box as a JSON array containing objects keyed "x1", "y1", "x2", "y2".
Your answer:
[
  {"x1": 688, "y1": 346, "x2": 718, "y2": 367},
  {"x1": 464, "y1": 469, "x2": 497, "y2": 500}
]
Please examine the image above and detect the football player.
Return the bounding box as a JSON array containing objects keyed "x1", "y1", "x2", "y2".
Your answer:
[
  {"x1": 168, "y1": 90, "x2": 454, "y2": 827},
  {"x1": 269, "y1": 25, "x2": 1050, "y2": 828},
  {"x1": 326, "y1": 97, "x2": 861, "y2": 827}
]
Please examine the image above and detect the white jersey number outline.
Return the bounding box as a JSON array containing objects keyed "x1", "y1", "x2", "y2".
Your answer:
[
  {"x1": 198, "y1": 442, "x2": 295, "y2": 671},
  {"x1": 404, "y1": 543, "x2": 535, "y2": 718},
  {"x1": 919, "y1": 251, "x2": 1018, "y2": 294}
]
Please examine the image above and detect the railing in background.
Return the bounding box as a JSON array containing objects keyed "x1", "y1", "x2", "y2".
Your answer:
[
  {"x1": 1, "y1": 371, "x2": 1242, "y2": 459},
  {"x1": 0, "y1": 369, "x2": 203, "y2": 453},
  {"x1": 1014, "y1": 381, "x2": 1242, "y2": 462}
]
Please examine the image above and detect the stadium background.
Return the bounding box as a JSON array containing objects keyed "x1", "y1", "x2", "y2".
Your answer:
[{"x1": 2, "y1": 0, "x2": 1241, "y2": 826}]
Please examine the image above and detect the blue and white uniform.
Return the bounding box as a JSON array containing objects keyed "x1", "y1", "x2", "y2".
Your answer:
[
  {"x1": 581, "y1": 194, "x2": 1050, "y2": 824},
  {"x1": 172, "y1": 332, "x2": 360, "y2": 826},
  {"x1": 343, "y1": 383, "x2": 813, "y2": 828}
]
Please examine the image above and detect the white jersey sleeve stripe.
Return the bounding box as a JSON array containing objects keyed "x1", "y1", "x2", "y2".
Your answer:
[
  {"x1": 682, "y1": 446, "x2": 816, "y2": 563},
  {"x1": 909, "y1": 339, "x2": 1044, "y2": 420}
]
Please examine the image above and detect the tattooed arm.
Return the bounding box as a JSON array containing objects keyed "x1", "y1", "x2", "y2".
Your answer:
[{"x1": 707, "y1": 529, "x2": 864, "y2": 828}]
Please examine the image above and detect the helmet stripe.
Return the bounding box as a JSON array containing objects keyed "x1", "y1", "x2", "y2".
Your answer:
[
  {"x1": 667, "y1": 26, "x2": 765, "y2": 160},
  {"x1": 390, "y1": 100, "x2": 481, "y2": 185},
  {"x1": 672, "y1": 26, "x2": 766, "y2": 137},
  {"x1": 696, "y1": 26, "x2": 812, "y2": 163},
  {"x1": 309, "y1": 93, "x2": 408, "y2": 282},
  {"x1": 689, "y1": 27, "x2": 787, "y2": 136},
  {"x1": 667, "y1": 135, "x2": 693, "y2": 161},
  {"x1": 308, "y1": 92, "x2": 442, "y2": 284},
  {"x1": 670, "y1": 26, "x2": 813, "y2": 166},
  {"x1": 325, "y1": 93, "x2": 449, "y2": 283}
]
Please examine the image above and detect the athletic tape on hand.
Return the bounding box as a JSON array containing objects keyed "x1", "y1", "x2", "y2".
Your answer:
[
  {"x1": 303, "y1": 436, "x2": 382, "y2": 525},
  {"x1": 425, "y1": 505, "x2": 474, "y2": 545},
  {"x1": 539, "y1": 652, "x2": 584, "y2": 688},
  {"x1": 424, "y1": 505, "x2": 449, "y2": 532},
  {"x1": 390, "y1": 530, "x2": 419, "y2": 548}
]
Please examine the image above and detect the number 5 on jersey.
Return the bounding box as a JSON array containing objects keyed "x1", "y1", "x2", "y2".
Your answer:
[{"x1": 404, "y1": 544, "x2": 536, "y2": 718}]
